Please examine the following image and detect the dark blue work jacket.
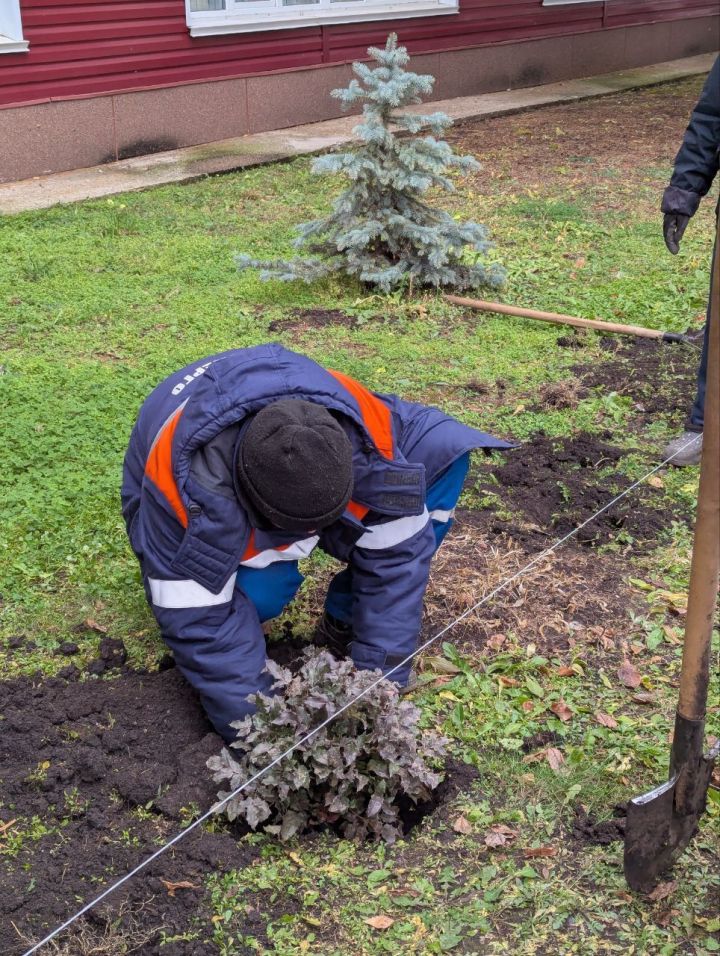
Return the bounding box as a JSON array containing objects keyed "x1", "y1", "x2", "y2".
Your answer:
[
  {"x1": 122, "y1": 344, "x2": 509, "y2": 739},
  {"x1": 662, "y1": 55, "x2": 720, "y2": 218}
]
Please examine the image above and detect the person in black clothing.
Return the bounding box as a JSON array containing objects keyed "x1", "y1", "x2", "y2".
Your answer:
[{"x1": 661, "y1": 55, "x2": 719, "y2": 466}]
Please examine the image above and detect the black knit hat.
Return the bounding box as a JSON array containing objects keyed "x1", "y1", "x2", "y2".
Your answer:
[{"x1": 236, "y1": 400, "x2": 353, "y2": 532}]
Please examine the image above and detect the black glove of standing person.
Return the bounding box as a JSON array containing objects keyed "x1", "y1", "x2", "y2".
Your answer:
[{"x1": 663, "y1": 213, "x2": 690, "y2": 255}]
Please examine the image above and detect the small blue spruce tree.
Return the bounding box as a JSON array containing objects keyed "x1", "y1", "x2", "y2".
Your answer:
[{"x1": 237, "y1": 34, "x2": 503, "y2": 293}]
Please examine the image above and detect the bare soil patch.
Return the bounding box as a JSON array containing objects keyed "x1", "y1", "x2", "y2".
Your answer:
[
  {"x1": 425, "y1": 508, "x2": 642, "y2": 659},
  {"x1": 447, "y1": 76, "x2": 705, "y2": 212},
  {"x1": 267, "y1": 307, "x2": 359, "y2": 333},
  {"x1": 574, "y1": 332, "x2": 704, "y2": 422},
  {"x1": 0, "y1": 667, "x2": 235, "y2": 955},
  {"x1": 0, "y1": 652, "x2": 475, "y2": 955},
  {"x1": 473, "y1": 431, "x2": 685, "y2": 548},
  {"x1": 572, "y1": 805, "x2": 627, "y2": 846}
]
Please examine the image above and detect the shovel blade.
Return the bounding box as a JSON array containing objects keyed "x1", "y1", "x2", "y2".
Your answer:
[
  {"x1": 624, "y1": 743, "x2": 719, "y2": 892},
  {"x1": 624, "y1": 775, "x2": 678, "y2": 892}
]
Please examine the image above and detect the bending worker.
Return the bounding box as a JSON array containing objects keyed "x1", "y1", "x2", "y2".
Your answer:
[
  {"x1": 661, "y1": 54, "x2": 719, "y2": 466},
  {"x1": 122, "y1": 344, "x2": 510, "y2": 741}
]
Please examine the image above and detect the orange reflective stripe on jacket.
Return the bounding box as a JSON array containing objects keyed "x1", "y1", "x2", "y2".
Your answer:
[
  {"x1": 146, "y1": 371, "x2": 393, "y2": 535},
  {"x1": 328, "y1": 368, "x2": 395, "y2": 522},
  {"x1": 145, "y1": 406, "x2": 188, "y2": 528},
  {"x1": 241, "y1": 530, "x2": 290, "y2": 563},
  {"x1": 328, "y1": 369, "x2": 394, "y2": 459},
  {"x1": 346, "y1": 500, "x2": 370, "y2": 521}
]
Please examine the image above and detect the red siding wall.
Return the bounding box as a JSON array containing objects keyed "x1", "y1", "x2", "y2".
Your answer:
[{"x1": 0, "y1": 0, "x2": 715, "y2": 108}]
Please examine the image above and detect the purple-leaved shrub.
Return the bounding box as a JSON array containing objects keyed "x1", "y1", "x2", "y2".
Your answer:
[{"x1": 207, "y1": 648, "x2": 448, "y2": 842}]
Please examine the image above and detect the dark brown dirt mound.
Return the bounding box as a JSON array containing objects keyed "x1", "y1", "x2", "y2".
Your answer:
[
  {"x1": 268, "y1": 307, "x2": 358, "y2": 332},
  {"x1": 0, "y1": 656, "x2": 473, "y2": 955},
  {"x1": 572, "y1": 805, "x2": 627, "y2": 846},
  {"x1": 573, "y1": 333, "x2": 702, "y2": 422},
  {"x1": 398, "y1": 759, "x2": 480, "y2": 835},
  {"x1": 473, "y1": 431, "x2": 683, "y2": 550},
  {"x1": 0, "y1": 666, "x2": 238, "y2": 955}
]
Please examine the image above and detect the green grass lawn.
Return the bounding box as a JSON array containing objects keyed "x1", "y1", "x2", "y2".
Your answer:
[{"x1": 1, "y1": 78, "x2": 719, "y2": 954}]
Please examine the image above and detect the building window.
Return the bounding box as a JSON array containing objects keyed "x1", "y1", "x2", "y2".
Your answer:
[
  {"x1": 186, "y1": 0, "x2": 457, "y2": 36},
  {"x1": 0, "y1": 1, "x2": 28, "y2": 54}
]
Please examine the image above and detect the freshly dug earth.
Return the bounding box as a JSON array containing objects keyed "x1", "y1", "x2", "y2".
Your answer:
[
  {"x1": 572, "y1": 805, "x2": 627, "y2": 846},
  {"x1": 0, "y1": 657, "x2": 469, "y2": 956},
  {"x1": 574, "y1": 333, "x2": 705, "y2": 421},
  {"x1": 0, "y1": 666, "x2": 234, "y2": 955},
  {"x1": 472, "y1": 431, "x2": 684, "y2": 549}
]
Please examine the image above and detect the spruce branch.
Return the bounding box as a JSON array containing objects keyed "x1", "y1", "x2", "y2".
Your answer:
[{"x1": 237, "y1": 32, "x2": 504, "y2": 293}]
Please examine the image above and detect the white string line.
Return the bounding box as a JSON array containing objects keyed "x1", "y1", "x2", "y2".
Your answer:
[{"x1": 22, "y1": 433, "x2": 702, "y2": 956}]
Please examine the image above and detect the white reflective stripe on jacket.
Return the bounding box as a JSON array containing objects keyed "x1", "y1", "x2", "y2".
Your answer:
[
  {"x1": 240, "y1": 535, "x2": 320, "y2": 569},
  {"x1": 430, "y1": 507, "x2": 455, "y2": 523},
  {"x1": 355, "y1": 507, "x2": 431, "y2": 550},
  {"x1": 149, "y1": 574, "x2": 236, "y2": 609}
]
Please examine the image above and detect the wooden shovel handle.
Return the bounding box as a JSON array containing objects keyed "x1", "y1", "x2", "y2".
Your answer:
[
  {"x1": 678, "y1": 222, "x2": 720, "y2": 721},
  {"x1": 443, "y1": 294, "x2": 667, "y2": 340}
]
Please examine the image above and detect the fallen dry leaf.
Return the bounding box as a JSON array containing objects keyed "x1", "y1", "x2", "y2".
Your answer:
[
  {"x1": 422, "y1": 656, "x2": 461, "y2": 676},
  {"x1": 452, "y1": 815, "x2": 473, "y2": 836},
  {"x1": 647, "y1": 881, "x2": 677, "y2": 902},
  {"x1": 365, "y1": 915, "x2": 395, "y2": 931},
  {"x1": 647, "y1": 475, "x2": 664, "y2": 489},
  {"x1": 425, "y1": 675, "x2": 453, "y2": 689},
  {"x1": 657, "y1": 907, "x2": 680, "y2": 928},
  {"x1": 523, "y1": 846, "x2": 557, "y2": 858},
  {"x1": 556, "y1": 666, "x2": 576, "y2": 677},
  {"x1": 485, "y1": 831, "x2": 507, "y2": 848},
  {"x1": 545, "y1": 747, "x2": 565, "y2": 772},
  {"x1": 484, "y1": 824, "x2": 518, "y2": 848},
  {"x1": 550, "y1": 700, "x2": 573, "y2": 723},
  {"x1": 521, "y1": 701, "x2": 534, "y2": 713},
  {"x1": 662, "y1": 625, "x2": 682, "y2": 645},
  {"x1": 498, "y1": 676, "x2": 520, "y2": 688},
  {"x1": 618, "y1": 660, "x2": 642, "y2": 688},
  {"x1": 632, "y1": 691, "x2": 655, "y2": 705},
  {"x1": 83, "y1": 618, "x2": 108, "y2": 634},
  {"x1": 160, "y1": 879, "x2": 198, "y2": 897},
  {"x1": 594, "y1": 711, "x2": 618, "y2": 729}
]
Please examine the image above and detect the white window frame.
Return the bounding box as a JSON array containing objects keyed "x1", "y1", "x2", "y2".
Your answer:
[
  {"x1": 542, "y1": 0, "x2": 602, "y2": 5},
  {"x1": 186, "y1": 0, "x2": 457, "y2": 37},
  {"x1": 0, "y1": 1, "x2": 28, "y2": 54}
]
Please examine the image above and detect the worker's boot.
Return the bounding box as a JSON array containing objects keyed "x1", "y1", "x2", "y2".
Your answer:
[
  {"x1": 316, "y1": 613, "x2": 418, "y2": 691},
  {"x1": 663, "y1": 430, "x2": 703, "y2": 467},
  {"x1": 315, "y1": 611, "x2": 353, "y2": 659}
]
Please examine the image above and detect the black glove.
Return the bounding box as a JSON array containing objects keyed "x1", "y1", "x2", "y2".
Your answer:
[{"x1": 663, "y1": 213, "x2": 690, "y2": 255}]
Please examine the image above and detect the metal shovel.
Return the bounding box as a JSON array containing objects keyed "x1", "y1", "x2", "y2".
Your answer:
[{"x1": 624, "y1": 221, "x2": 720, "y2": 892}]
